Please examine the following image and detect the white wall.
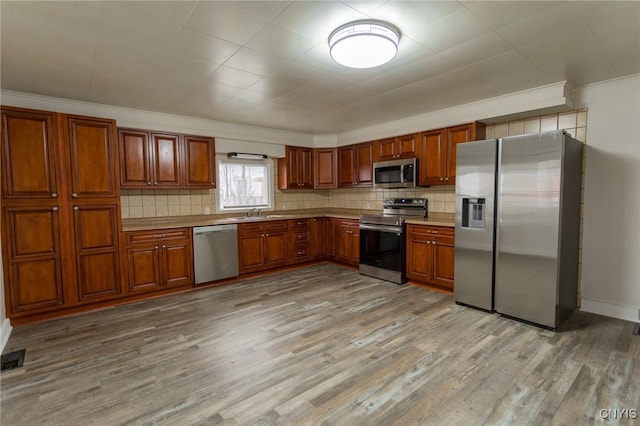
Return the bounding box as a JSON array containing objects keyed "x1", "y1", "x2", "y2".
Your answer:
[{"x1": 574, "y1": 74, "x2": 640, "y2": 322}]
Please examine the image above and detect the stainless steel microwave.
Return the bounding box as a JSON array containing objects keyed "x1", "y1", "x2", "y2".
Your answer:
[{"x1": 373, "y1": 158, "x2": 417, "y2": 188}]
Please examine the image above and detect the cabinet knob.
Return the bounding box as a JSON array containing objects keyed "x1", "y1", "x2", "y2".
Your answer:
[
  {"x1": 154, "y1": 182, "x2": 158, "y2": 185},
  {"x1": 73, "y1": 206, "x2": 79, "y2": 211},
  {"x1": 71, "y1": 193, "x2": 78, "y2": 198},
  {"x1": 445, "y1": 177, "x2": 449, "y2": 181},
  {"x1": 51, "y1": 192, "x2": 58, "y2": 198},
  {"x1": 439, "y1": 178, "x2": 444, "y2": 182},
  {"x1": 147, "y1": 181, "x2": 151, "y2": 185},
  {"x1": 52, "y1": 206, "x2": 58, "y2": 211},
  {"x1": 265, "y1": 233, "x2": 269, "y2": 237},
  {"x1": 162, "y1": 245, "x2": 166, "y2": 249},
  {"x1": 210, "y1": 182, "x2": 215, "y2": 185},
  {"x1": 154, "y1": 246, "x2": 159, "y2": 250}
]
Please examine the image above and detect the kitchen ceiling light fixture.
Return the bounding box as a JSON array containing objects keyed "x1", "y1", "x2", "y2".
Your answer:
[{"x1": 328, "y1": 20, "x2": 400, "y2": 69}]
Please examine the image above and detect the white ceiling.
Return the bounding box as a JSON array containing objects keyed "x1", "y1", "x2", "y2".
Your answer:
[{"x1": 2, "y1": 1, "x2": 639, "y2": 134}]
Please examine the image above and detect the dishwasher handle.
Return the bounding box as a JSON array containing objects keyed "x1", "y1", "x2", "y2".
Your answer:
[{"x1": 193, "y1": 224, "x2": 238, "y2": 234}]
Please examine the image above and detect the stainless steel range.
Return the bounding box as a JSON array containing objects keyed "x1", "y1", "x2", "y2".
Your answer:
[{"x1": 359, "y1": 198, "x2": 428, "y2": 284}]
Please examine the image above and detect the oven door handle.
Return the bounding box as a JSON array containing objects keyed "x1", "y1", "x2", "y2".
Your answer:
[{"x1": 359, "y1": 223, "x2": 404, "y2": 234}]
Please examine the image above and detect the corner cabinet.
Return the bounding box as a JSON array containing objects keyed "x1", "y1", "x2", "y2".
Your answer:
[
  {"x1": 124, "y1": 228, "x2": 194, "y2": 295},
  {"x1": 406, "y1": 224, "x2": 455, "y2": 290},
  {"x1": 418, "y1": 122, "x2": 485, "y2": 186},
  {"x1": 338, "y1": 142, "x2": 373, "y2": 188}
]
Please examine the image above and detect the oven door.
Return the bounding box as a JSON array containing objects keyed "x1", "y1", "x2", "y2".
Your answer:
[{"x1": 359, "y1": 223, "x2": 407, "y2": 284}]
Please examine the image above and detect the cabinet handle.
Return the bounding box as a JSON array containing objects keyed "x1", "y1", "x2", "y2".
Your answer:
[
  {"x1": 162, "y1": 245, "x2": 166, "y2": 249},
  {"x1": 154, "y1": 246, "x2": 159, "y2": 250},
  {"x1": 73, "y1": 206, "x2": 78, "y2": 211},
  {"x1": 51, "y1": 192, "x2": 58, "y2": 198},
  {"x1": 71, "y1": 193, "x2": 78, "y2": 198},
  {"x1": 445, "y1": 177, "x2": 449, "y2": 181},
  {"x1": 52, "y1": 206, "x2": 58, "y2": 211},
  {"x1": 210, "y1": 182, "x2": 215, "y2": 185},
  {"x1": 265, "y1": 233, "x2": 269, "y2": 237},
  {"x1": 147, "y1": 181, "x2": 152, "y2": 186},
  {"x1": 155, "y1": 181, "x2": 158, "y2": 184}
]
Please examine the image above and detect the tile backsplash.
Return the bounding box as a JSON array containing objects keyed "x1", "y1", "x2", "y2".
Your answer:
[{"x1": 121, "y1": 109, "x2": 587, "y2": 220}]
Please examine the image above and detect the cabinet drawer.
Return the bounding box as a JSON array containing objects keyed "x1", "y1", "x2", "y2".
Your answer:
[
  {"x1": 238, "y1": 222, "x2": 265, "y2": 236},
  {"x1": 289, "y1": 218, "x2": 310, "y2": 230},
  {"x1": 126, "y1": 228, "x2": 190, "y2": 245},
  {"x1": 291, "y1": 246, "x2": 310, "y2": 260},
  {"x1": 291, "y1": 230, "x2": 309, "y2": 243},
  {"x1": 266, "y1": 220, "x2": 288, "y2": 233},
  {"x1": 407, "y1": 225, "x2": 454, "y2": 238},
  {"x1": 436, "y1": 235, "x2": 455, "y2": 246}
]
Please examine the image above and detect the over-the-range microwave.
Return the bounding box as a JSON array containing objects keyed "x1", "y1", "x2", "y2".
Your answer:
[{"x1": 373, "y1": 157, "x2": 418, "y2": 188}]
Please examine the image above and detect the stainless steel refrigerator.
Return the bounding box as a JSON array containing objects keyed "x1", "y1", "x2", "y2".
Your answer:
[{"x1": 454, "y1": 130, "x2": 583, "y2": 329}]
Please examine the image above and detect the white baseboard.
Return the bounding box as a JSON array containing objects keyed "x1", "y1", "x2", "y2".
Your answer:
[
  {"x1": 0, "y1": 317, "x2": 12, "y2": 354},
  {"x1": 580, "y1": 298, "x2": 640, "y2": 323}
]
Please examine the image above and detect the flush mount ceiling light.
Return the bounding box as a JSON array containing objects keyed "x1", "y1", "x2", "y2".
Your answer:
[{"x1": 328, "y1": 20, "x2": 400, "y2": 69}]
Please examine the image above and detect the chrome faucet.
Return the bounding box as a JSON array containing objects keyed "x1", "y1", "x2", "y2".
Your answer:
[{"x1": 247, "y1": 208, "x2": 261, "y2": 217}]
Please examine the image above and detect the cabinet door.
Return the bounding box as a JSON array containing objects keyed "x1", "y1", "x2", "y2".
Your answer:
[
  {"x1": 161, "y1": 239, "x2": 194, "y2": 287},
  {"x1": 265, "y1": 233, "x2": 287, "y2": 268},
  {"x1": 119, "y1": 128, "x2": 152, "y2": 188},
  {"x1": 65, "y1": 116, "x2": 119, "y2": 198},
  {"x1": 313, "y1": 148, "x2": 337, "y2": 188},
  {"x1": 72, "y1": 204, "x2": 122, "y2": 302},
  {"x1": 397, "y1": 133, "x2": 419, "y2": 159},
  {"x1": 446, "y1": 124, "x2": 475, "y2": 184},
  {"x1": 375, "y1": 137, "x2": 397, "y2": 161},
  {"x1": 337, "y1": 229, "x2": 350, "y2": 263},
  {"x1": 338, "y1": 146, "x2": 356, "y2": 187},
  {"x1": 239, "y1": 235, "x2": 265, "y2": 273},
  {"x1": 298, "y1": 147, "x2": 314, "y2": 188},
  {"x1": 406, "y1": 232, "x2": 434, "y2": 282},
  {"x1": 434, "y1": 239, "x2": 455, "y2": 290},
  {"x1": 2, "y1": 205, "x2": 65, "y2": 314},
  {"x1": 184, "y1": 135, "x2": 216, "y2": 188},
  {"x1": 310, "y1": 217, "x2": 326, "y2": 259},
  {"x1": 151, "y1": 132, "x2": 182, "y2": 188},
  {"x1": 1, "y1": 108, "x2": 59, "y2": 199},
  {"x1": 127, "y1": 244, "x2": 161, "y2": 293},
  {"x1": 419, "y1": 129, "x2": 447, "y2": 185},
  {"x1": 284, "y1": 146, "x2": 300, "y2": 188},
  {"x1": 325, "y1": 218, "x2": 336, "y2": 258},
  {"x1": 355, "y1": 142, "x2": 373, "y2": 186},
  {"x1": 349, "y1": 231, "x2": 360, "y2": 265}
]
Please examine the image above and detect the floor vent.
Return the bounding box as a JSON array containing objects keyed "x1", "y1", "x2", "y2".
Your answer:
[
  {"x1": 634, "y1": 323, "x2": 640, "y2": 336},
  {"x1": 1, "y1": 349, "x2": 26, "y2": 371}
]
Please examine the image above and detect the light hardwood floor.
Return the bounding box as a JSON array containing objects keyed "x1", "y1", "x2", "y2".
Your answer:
[{"x1": 1, "y1": 263, "x2": 638, "y2": 425}]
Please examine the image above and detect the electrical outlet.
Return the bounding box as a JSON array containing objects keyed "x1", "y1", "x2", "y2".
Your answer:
[
  {"x1": 204, "y1": 207, "x2": 211, "y2": 215},
  {"x1": 366, "y1": 202, "x2": 371, "y2": 209}
]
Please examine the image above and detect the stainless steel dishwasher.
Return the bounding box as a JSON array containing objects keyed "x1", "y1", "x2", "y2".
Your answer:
[{"x1": 193, "y1": 224, "x2": 239, "y2": 284}]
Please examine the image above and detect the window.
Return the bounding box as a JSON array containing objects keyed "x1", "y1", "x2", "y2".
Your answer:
[{"x1": 216, "y1": 157, "x2": 274, "y2": 213}]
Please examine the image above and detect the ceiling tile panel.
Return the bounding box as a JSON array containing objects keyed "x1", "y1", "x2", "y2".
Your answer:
[
  {"x1": 244, "y1": 23, "x2": 319, "y2": 61},
  {"x1": 208, "y1": 66, "x2": 265, "y2": 89}
]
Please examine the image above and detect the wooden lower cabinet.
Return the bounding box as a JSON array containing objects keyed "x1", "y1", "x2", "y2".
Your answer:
[
  {"x1": 310, "y1": 217, "x2": 326, "y2": 259},
  {"x1": 73, "y1": 203, "x2": 123, "y2": 302},
  {"x1": 289, "y1": 218, "x2": 312, "y2": 264},
  {"x1": 238, "y1": 221, "x2": 288, "y2": 274},
  {"x1": 337, "y1": 219, "x2": 360, "y2": 266},
  {"x1": 1, "y1": 205, "x2": 66, "y2": 315},
  {"x1": 125, "y1": 228, "x2": 194, "y2": 294},
  {"x1": 406, "y1": 224, "x2": 455, "y2": 290}
]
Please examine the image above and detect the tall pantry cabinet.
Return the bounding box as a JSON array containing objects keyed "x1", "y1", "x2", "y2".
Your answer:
[{"x1": 1, "y1": 106, "x2": 123, "y2": 322}]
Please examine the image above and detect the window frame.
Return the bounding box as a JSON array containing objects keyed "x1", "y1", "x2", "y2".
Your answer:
[{"x1": 215, "y1": 156, "x2": 274, "y2": 214}]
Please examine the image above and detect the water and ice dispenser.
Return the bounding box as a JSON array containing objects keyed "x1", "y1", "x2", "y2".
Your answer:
[{"x1": 461, "y1": 198, "x2": 486, "y2": 228}]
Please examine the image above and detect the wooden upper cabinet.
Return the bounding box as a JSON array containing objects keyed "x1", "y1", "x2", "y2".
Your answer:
[
  {"x1": 119, "y1": 128, "x2": 152, "y2": 188},
  {"x1": 419, "y1": 128, "x2": 447, "y2": 186},
  {"x1": 184, "y1": 135, "x2": 216, "y2": 188},
  {"x1": 64, "y1": 115, "x2": 119, "y2": 198},
  {"x1": 418, "y1": 122, "x2": 485, "y2": 186},
  {"x1": 278, "y1": 145, "x2": 313, "y2": 189},
  {"x1": 313, "y1": 148, "x2": 337, "y2": 188},
  {"x1": 151, "y1": 132, "x2": 182, "y2": 188},
  {"x1": 355, "y1": 142, "x2": 373, "y2": 187},
  {"x1": 339, "y1": 142, "x2": 373, "y2": 188},
  {"x1": 374, "y1": 134, "x2": 419, "y2": 162},
  {"x1": 1, "y1": 107, "x2": 59, "y2": 200}
]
